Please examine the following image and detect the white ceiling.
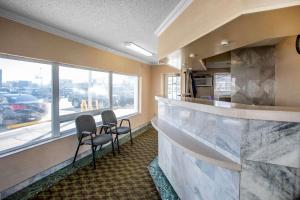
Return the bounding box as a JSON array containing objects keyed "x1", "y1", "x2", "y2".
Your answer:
[{"x1": 0, "y1": 0, "x2": 181, "y2": 64}]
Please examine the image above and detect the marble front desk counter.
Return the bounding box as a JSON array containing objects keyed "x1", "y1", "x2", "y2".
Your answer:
[{"x1": 152, "y1": 96, "x2": 300, "y2": 200}]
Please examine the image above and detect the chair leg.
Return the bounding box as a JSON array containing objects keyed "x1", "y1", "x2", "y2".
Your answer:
[
  {"x1": 129, "y1": 130, "x2": 133, "y2": 145},
  {"x1": 116, "y1": 134, "x2": 120, "y2": 154},
  {"x1": 92, "y1": 145, "x2": 96, "y2": 169},
  {"x1": 111, "y1": 139, "x2": 115, "y2": 156},
  {"x1": 72, "y1": 143, "x2": 81, "y2": 166}
]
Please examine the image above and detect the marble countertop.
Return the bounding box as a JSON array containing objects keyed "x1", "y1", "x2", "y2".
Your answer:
[
  {"x1": 151, "y1": 118, "x2": 241, "y2": 171},
  {"x1": 156, "y1": 96, "x2": 300, "y2": 122}
]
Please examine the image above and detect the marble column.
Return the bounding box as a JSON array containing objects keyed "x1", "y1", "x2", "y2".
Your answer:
[
  {"x1": 231, "y1": 46, "x2": 275, "y2": 106},
  {"x1": 240, "y1": 120, "x2": 300, "y2": 200}
]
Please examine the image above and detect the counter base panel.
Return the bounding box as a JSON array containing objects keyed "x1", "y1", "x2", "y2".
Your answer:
[
  {"x1": 158, "y1": 133, "x2": 240, "y2": 200},
  {"x1": 240, "y1": 160, "x2": 300, "y2": 200}
]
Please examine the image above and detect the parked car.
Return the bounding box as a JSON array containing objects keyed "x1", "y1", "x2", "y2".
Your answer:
[
  {"x1": 0, "y1": 87, "x2": 10, "y2": 93},
  {"x1": 60, "y1": 88, "x2": 73, "y2": 98},
  {"x1": 112, "y1": 86, "x2": 134, "y2": 107},
  {"x1": 118, "y1": 95, "x2": 134, "y2": 107},
  {"x1": 0, "y1": 94, "x2": 47, "y2": 126},
  {"x1": 68, "y1": 88, "x2": 109, "y2": 109},
  {"x1": 31, "y1": 88, "x2": 52, "y2": 101}
]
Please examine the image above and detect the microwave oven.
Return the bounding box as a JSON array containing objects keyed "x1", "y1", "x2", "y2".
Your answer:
[{"x1": 193, "y1": 75, "x2": 213, "y2": 87}]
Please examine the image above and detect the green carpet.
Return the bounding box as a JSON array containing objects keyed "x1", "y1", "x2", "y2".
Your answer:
[{"x1": 30, "y1": 128, "x2": 160, "y2": 199}]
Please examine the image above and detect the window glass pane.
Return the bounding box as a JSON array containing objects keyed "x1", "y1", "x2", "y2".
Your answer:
[
  {"x1": 59, "y1": 66, "x2": 109, "y2": 133},
  {"x1": 214, "y1": 73, "x2": 231, "y2": 98},
  {"x1": 165, "y1": 75, "x2": 181, "y2": 100},
  {"x1": 0, "y1": 57, "x2": 52, "y2": 153},
  {"x1": 112, "y1": 74, "x2": 138, "y2": 118},
  {"x1": 172, "y1": 77, "x2": 175, "y2": 84}
]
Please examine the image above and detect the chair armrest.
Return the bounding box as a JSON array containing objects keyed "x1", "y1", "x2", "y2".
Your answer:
[
  {"x1": 81, "y1": 131, "x2": 96, "y2": 139},
  {"x1": 100, "y1": 124, "x2": 116, "y2": 128},
  {"x1": 99, "y1": 124, "x2": 111, "y2": 128},
  {"x1": 82, "y1": 131, "x2": 93, "y2": 135},
  {"x1": 100, "y1": 124, "x2": 116, "y2": 135},
  {"x1": 120, "y1": 119, "x2": 131, "y2": 128},
  {"x1": 79, "y1": 131, "x2": 95, "y2": 145},
  {"x1": 96, "y1": 125, "x2": 105, "y2": 135}
]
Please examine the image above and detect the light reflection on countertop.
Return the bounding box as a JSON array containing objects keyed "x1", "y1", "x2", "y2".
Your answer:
[
  {"x1": 155, "y1": 96, "x2": 300, "y2": 122},
  {"x1": 181, "y1": 96, "x2": 300, "y2": 112}
]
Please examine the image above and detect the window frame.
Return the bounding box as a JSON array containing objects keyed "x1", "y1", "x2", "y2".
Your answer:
[
  {"x1": 0, "y1": 54, "x2": 140, "y2": 156},
  {"x1": 112, "y1": 72, "x2": 140, "y2": 117},
  {"x1": 214, "y1": 73, "x2": 231, "y2": 98},
  {"x1": 164, "y1": 73, "x2": 181, "y2": 100},
  {"x1": 58, "y1": 65, "x2": 111, "y2": 135}
]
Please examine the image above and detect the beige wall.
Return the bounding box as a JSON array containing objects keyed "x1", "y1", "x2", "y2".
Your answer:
[
  {"x1": 158, "y1": 0, "x2": 300, "y2": 59},
  {"x1": 150, "y1": 65, "x2": 180, "y2": 116},
  {"x1": 0, "y1": 17, "x2": 154, "y2": 191},
  {"x1": 181, "y1": 5, "x2": 300, "y2": 66},
  {"x1": 158, "y1": 0, "x2": 241, "y2": 59},
  {"x1": 275, "y1": 36, "x2": 300, "y2": 106},
  {"x1": 0, "y1": 16, "x2": 153, "y2": 129}
]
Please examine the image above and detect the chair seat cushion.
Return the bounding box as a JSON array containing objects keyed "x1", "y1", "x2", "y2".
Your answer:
[
  {"x1": 112, "y1": 126, "x2": 130, "y2": 134},
  {"x1": 83, "y1": 134, "x2": 112, "y2": 146}
]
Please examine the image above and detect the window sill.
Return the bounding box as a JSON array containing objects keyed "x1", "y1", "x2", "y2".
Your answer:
[{"x1": 0, "y1": 112, "x2": 140, "y2": 158}]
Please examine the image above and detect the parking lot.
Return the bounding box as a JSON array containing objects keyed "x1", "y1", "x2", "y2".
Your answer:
[{"x1": 0, "y1": 97, "x2": 135, "y2": 153}]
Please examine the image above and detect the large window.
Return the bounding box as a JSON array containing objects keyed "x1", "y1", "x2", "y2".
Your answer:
[
  {"x1": 112, "y1": 74, "x2": 138, "y2": 118},
  {"x1": 59, "y1": 66, "x2": 110, "y2": 133},
  {"x1": 0, "y1": 57, "x2": 52, "y2": 153},
  {"x1": 0, "y1": 55, "x2": 139, "y2": 154},
  {"x1": 165, "y1": 74, "x2": 181, "y2": 100}
]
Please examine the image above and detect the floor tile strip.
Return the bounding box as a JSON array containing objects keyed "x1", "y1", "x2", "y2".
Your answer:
[{"x1": 148, "y1": 157, "x2": 180, "y2": 200}]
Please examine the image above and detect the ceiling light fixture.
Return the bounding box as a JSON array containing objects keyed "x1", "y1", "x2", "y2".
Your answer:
[
  {"x1": 189, "y1": 53, "x2": 196, "y2": 58},
  {"x1": 221, "y1": 39, "x2": 230, "y2": 46},
  {"x1": 124, "y1": 42, "x2": 153, "y2": 57}
]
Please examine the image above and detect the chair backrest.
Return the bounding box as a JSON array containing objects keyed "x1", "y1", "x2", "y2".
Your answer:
[
  {"x1": 75, "y1": 115, "x2": 97, "y2": 140},
  {"x1": 101, "y1": 110, "x2": 117, "y2": 125}
]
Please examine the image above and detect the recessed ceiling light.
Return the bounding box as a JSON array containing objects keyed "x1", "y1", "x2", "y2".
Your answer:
[
  {"x1": 221, "y1": 40, "x2": 230, "y2": 46},
  {"x1": 124, "y1": 42, "x2": 152, "y2": 57},
  {"x1": 189, "y1": 53, "x2": 196, "y2": 58}
]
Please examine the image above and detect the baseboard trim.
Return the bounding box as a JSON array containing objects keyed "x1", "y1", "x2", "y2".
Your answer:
[{"x1": 2, "y1": 122, "x2": 152, "y2": 200}]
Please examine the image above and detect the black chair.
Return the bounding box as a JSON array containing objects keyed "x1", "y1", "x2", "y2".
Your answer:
[
  {"x1": 101, "y1": 110, "x2": 132, "y2": 154},
  {"x1": 72, "y1": 115, "x2": 115, "y2": 169}
]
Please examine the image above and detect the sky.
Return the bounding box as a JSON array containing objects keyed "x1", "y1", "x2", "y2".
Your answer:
[
  {"x1": 0, "y1": 57, "x2": 137, "y2": 86},
  {"x1": 0, "y1": 58, "x2": 51, "y2": 84}
]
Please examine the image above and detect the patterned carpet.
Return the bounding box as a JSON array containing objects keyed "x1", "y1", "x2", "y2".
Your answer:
[{"x1": 33, "y1": 128, "x2": 160, "y2": 200}]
